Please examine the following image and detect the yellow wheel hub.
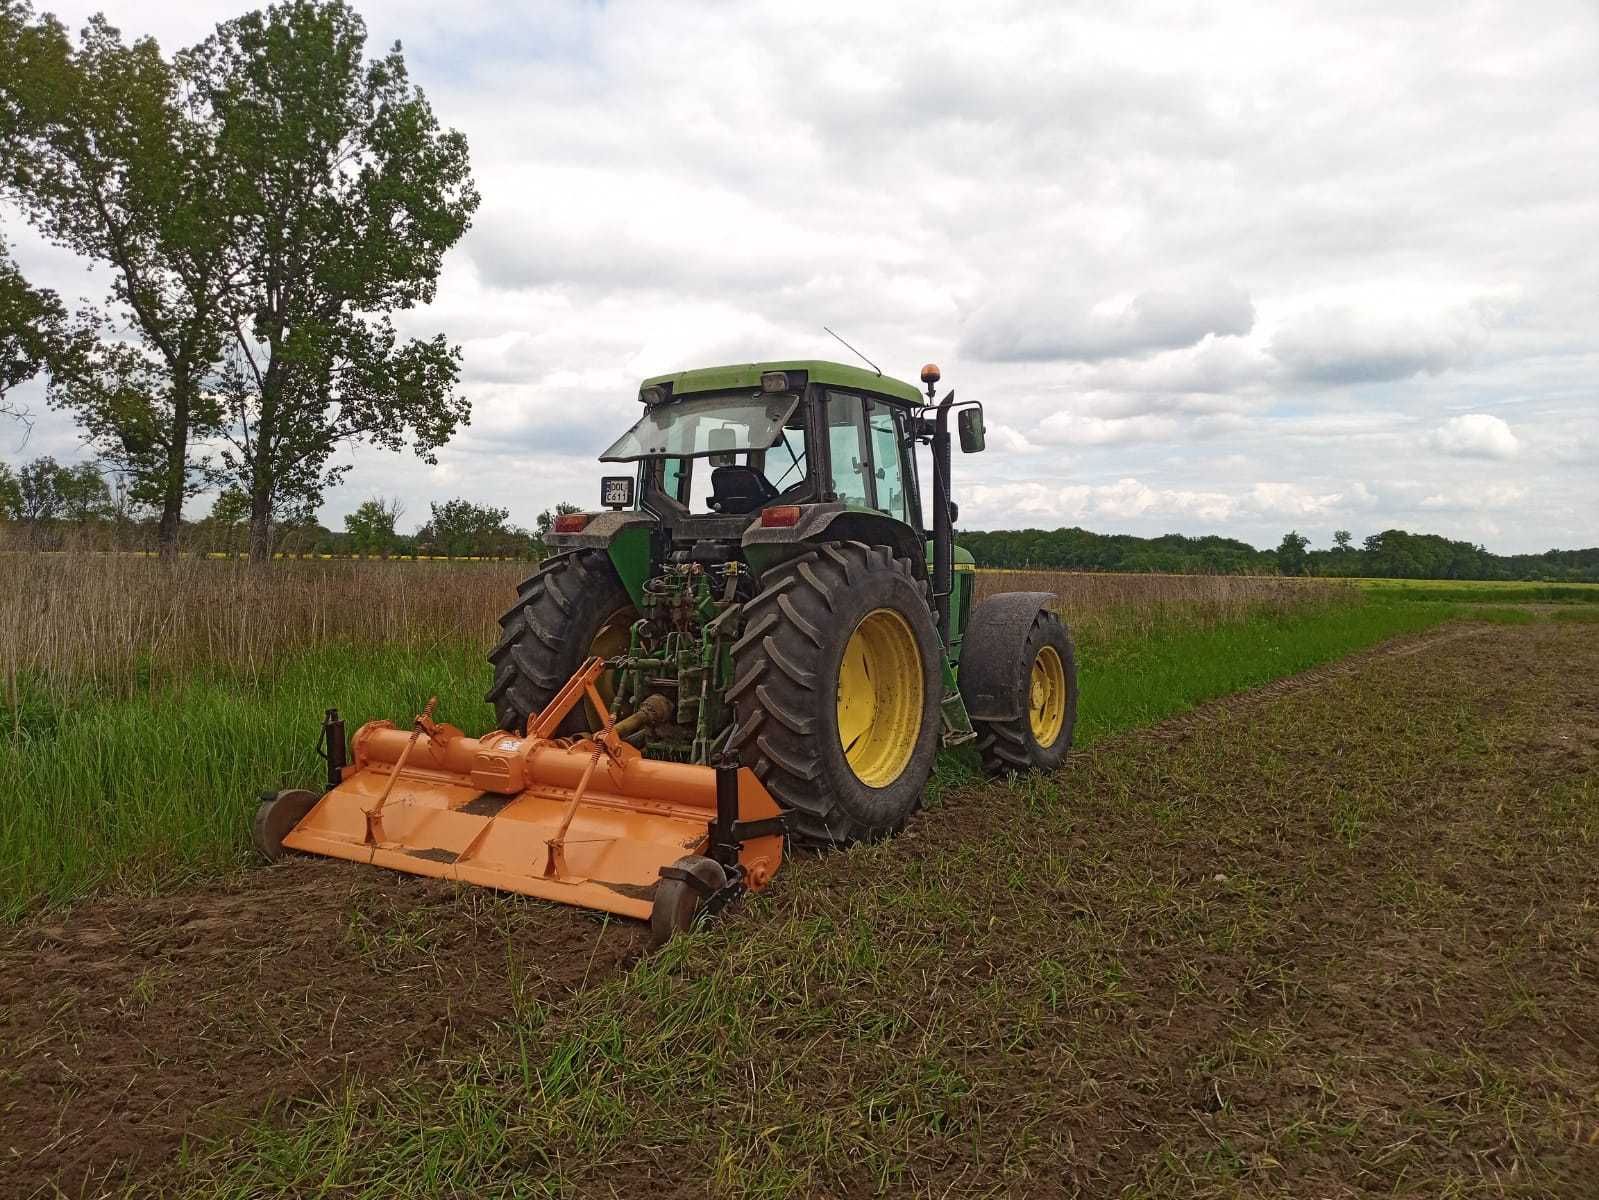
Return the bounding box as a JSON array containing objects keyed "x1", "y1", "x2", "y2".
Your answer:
[
  {"x1": 835, "y1": 608, "x2": 923, "y2": 788},
  {"x1": 1029, "y1": 644, "x2": 1067, "y2": 746},
  {"x1": 586, "y1": 608, "x2": 635, "y2": 719}
]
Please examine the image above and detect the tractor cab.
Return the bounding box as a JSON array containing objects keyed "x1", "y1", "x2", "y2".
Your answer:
[
  {"x1": 591, "y1": 361, "x2": 980, "y2": 534},
  {"x1": 573, "y1": 362, "x2": 987, "y2": 644}
]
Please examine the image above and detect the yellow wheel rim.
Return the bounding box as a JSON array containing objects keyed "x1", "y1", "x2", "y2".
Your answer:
[
  {"x1": 835, "y1": 608, "x2": 924, "y2": 788},
  {"x1": 586, "y1": 608, "x2": 635, "y2": 719},
  {"x1": 1029, "y1": 644, "x2": 1067, "y2": 746}
]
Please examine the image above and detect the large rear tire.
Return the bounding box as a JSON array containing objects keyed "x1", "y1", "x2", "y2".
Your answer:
[
  {"x1": 486, "y1": 550, "x2": 636, "y2": 735},
  {"x1": 730, "y1": 541, "x2": 941, "y2": 847}
]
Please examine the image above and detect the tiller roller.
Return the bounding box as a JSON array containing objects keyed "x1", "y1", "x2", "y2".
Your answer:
[{"x1": 253, "y1": 657, "x2": 785, "y2": 944}]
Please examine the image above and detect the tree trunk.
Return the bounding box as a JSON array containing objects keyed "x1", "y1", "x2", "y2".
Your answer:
[
  {"x1": 247, "y1": 471, "x2": 273, "y2": 564},
  {"x1": 157, "y1": 376, "x2": 190, "y2": 561}
]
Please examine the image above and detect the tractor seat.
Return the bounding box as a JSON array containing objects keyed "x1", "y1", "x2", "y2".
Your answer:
[{"x1": 708, "y1": 465, "x2": 779, "y2": 515}]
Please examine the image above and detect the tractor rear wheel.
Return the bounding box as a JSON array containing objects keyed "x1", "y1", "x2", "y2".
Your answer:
[
  {"x1": 486, "y1": 550, "x2": 636, "y2": 735},
  {"x1": 730, "y1": 541, "x2": 941, "y2": 847}
]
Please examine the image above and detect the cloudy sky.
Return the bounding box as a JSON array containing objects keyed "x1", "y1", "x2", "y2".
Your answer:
[{"x1": 4, "y1": 0, "x2": 1596, "y2": 552}]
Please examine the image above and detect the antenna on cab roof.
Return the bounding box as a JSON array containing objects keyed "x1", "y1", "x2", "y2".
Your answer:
[{"x1": 823, "y1": 326, "x2": 882, "y2": 376}]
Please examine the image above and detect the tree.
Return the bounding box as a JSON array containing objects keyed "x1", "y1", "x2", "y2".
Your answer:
[
  {"x1": 0, "y1": 4, "x2": 238, "y2": 558},
  {"x1": 417, "y1": 498, "x2": 511, "y2": 558},
  {"x1": 0, "y1": 460, "x2": 21, "y2": 519},
  {"x1": 1332, "y1": 529, "x2": 1353, "y2": 551},
  {"x1": 184, "y1": 0, "x2": 478, "y2": 562},
  {"x1": 15, "y1": 454, "x2": 62, "y2": 522},
  {"x1": 1275, "y1": 530, "x2": 1310, "y2": 576},
  {"x1": 345, "y1": 496, "x2": 404, "y2": 556},
  {"x1": 0, "y1": 233, "x2": 80, "y2": 425},
  {"x1": 209, "y1": 486, "x2": 250, "y2": 526},
  {"x1": 54, "y1": 460, "x2": 112, "y2": 522}
]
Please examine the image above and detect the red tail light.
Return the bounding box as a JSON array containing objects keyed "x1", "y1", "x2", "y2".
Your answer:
[
  {"x1": 553, "y1": 513, "x2": 592, "y2": 534},
  {"x1": 760, "y1": 505, "x2": 802, "y2": 528}
]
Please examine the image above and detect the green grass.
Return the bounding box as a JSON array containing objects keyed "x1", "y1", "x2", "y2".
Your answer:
[
  {"x1": 0, "y1": 595, "x2": 1461, "y2": 921},
  {"x1": 1066, "y1": 599, "x2": 1453, "y2": 745},
  {"x1": 1352, "y1": 578, "x2": 1599, "y2": 603},
  {"x1": 0, "y1": 643, "x2": 494, "y2": 920},
  {"x1": 168, "y1": 617, "x2": 1599, "y2": 1198}
]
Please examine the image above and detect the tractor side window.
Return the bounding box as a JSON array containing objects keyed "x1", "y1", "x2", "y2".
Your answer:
[
  {"x1": 867, "y1": 400, "x2": 909, "y2": 523},
  {"x1": 825, "y1": 391, "x2": 873, "y2": 508}
]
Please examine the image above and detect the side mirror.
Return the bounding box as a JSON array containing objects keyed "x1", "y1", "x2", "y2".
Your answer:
[
  {"x1": 948, "y1": 500, "x2": 960, "y2": 524},
  {"x1": 957, "y1": 407, "x2": 985, "y2": 453}
]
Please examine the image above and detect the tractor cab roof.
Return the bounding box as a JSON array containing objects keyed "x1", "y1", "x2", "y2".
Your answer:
[{"x1": 639, "y1": 360, "x2": 924, "y2": 408}]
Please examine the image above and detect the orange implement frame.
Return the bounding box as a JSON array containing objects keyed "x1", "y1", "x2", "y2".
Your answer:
[{"x1": 282, "y1": 658, "x2": 783, "y2": 921}]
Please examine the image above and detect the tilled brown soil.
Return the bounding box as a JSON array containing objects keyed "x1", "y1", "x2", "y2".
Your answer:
[
  {"x1": 0, "y1": 858, "x2": 645, "y2": 1199},
  {"x1": 221, "y1": 617, "x2": 1588, "y2": 1198}
]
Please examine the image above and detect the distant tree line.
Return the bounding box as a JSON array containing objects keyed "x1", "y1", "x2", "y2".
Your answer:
[
  {"x1": 7, "y1": 456, "x2": 1595, "y2": 577},
  {"x1": 0, "y1": 455, "x2": 575, "y2": 559},
  {"x1": 957, "y1": 526, "x2": 1599, "y2": 582}
]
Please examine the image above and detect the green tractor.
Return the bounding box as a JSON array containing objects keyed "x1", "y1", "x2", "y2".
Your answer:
[{"x1": 487, "y1": 360, "x2": 1077, "y2": 847}]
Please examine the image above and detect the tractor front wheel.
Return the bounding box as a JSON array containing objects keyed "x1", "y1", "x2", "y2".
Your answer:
[
  {"x1": 730, "y1": 541, "x2": 941, "y2": 847},
  {"x1": 961, "y1": 598, "x2": 1077, "y2": 776}
]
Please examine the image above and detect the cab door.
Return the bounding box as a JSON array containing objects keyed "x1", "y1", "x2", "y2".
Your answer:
[{"x1": 823, "y1": 390, "x2": 875, "y2": 509}]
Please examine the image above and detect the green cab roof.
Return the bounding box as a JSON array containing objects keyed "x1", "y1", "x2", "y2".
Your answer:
[{"x1": 640, "y1": 360, "x2": 925, "y2": 406}]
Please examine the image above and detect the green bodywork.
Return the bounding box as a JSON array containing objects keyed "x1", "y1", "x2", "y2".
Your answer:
[
  {"x1": 589, "y1": 359, "x2": 980, "y2": 762},
  {"x1": 610, "y1": 561, "x2": 745, "y2": 763},
  {"x1": 602, "y1": 539, "x2": 979, "y2": 762},
  {"x1": 642, "y1": 359, "x2": 924, "y2": 406},
  {"x1": 606, "y1": 524, "x2": 654, "y2": 606}
]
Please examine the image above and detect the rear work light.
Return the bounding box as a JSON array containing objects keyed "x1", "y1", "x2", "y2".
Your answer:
[
  {"x1": 760, "y1": 504, "x2": 801, "y2": 528},
  {"x1": 553, "y1": 512, "x2": 592, "y2": 534},
  {"x1": 760, "y1": 371, "x2": 790, "y2": 393}
]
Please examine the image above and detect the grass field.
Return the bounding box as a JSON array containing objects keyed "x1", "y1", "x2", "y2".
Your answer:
[
  {"x1": 1, "y1": 556, "x2": 1594, "y2": 1196},
  {"x1": 159, "y1": 619, "x2": 1597, "y2": 1199},
  {"x1": 4, "y1": 558, "x2": 1451, "y2": 920}
]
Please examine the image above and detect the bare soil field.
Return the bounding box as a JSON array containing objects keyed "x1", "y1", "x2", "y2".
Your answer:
[
  {"x1": 0, "y1": 861, "x2": 644, "y2": 1198},
  {"x1": 3, "y1": 619, "x2": 1595, "y2": 1198}
]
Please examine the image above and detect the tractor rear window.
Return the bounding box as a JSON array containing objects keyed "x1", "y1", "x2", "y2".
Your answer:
[{"x1": 600, "y1": 392, "x2": 799, "y2": 462}]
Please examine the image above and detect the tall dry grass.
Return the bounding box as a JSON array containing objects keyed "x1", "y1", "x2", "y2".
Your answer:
[
  {"x1": 1, "y1": 552, "x2": 1353, "y2": 709},
  {"x1": 1, "y1": 553, "x2": 527, "y2": 706},
  {"x1": 975, "y1": 568, "x2": 1352, "y2": 642}
]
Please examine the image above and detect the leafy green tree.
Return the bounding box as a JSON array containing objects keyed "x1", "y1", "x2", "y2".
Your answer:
[
  {"x1": 418, "y1": 498, "x2": 513, "y2": 558},
  {"x1": 0, "y1": 4, "x2": 235, "y2": 557},
  {"x1": 345, "y1": 496, "x2": 405, "y2": 556},
  {"x1": 15, "y1": 454, "x2": 62, "y2": 522},
  {"x1": 0, "y1": 460, "x2": 21, "y2": 519},
  {"x1": 0, "y1": 233, "x2": 81, "y2": 422},
  {"x1": 185, "y1": 0, "x2": 477, "y2": 562},
  {"x1": 54, "y1": 460, "x2": 112, "y2": 522},
  {"x1": 1275, "y1": 530, "x2": 1311, "y2": 576},
  {"x1": 1332, "y1": 529, "x2": 1353, "y2": 551},
  {"x1": 209, "y1": 486, "x2": 250, "y2": 526}
]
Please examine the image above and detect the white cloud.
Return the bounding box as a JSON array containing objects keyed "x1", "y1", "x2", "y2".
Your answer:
[
  {"x1": 5, "y1": 0, "x2": 1596, "y2": 554},
  {"x1": 1429, "y1": 413, "x2": 1520, "y2": 460},
  {"x1": 1034, "y1": 413, "x2": 1181, "y2": 446},
  {"x1": 1419, "y1": 483, "x2": 1528, "y2": 511},
  {"x1": 1247, "y1": 482, "x2": 1343, "y2": 518},
  {"x1": 1269, "y1": 299, "x2": 1499, "y2": 384},
  {"x1": 964, "y1": 477, "x2": 1240, "y2": 527},
  {"x1": 961, "y1": 282, "x2": 1255, "y2": 364}
]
